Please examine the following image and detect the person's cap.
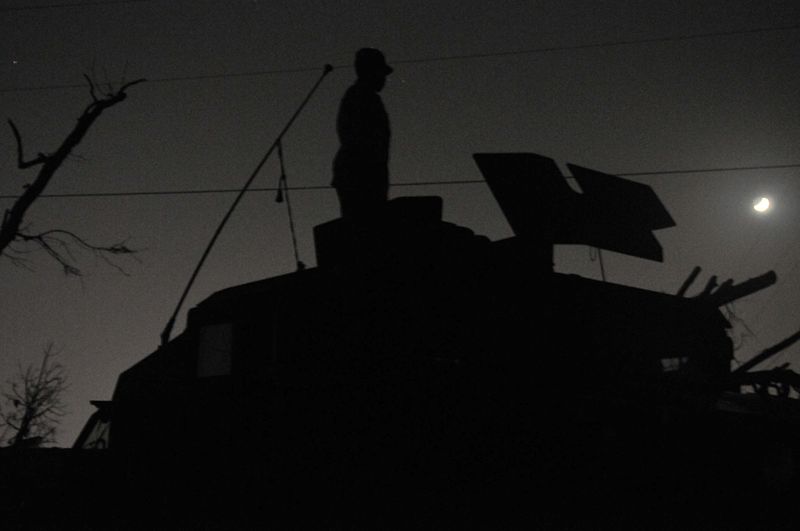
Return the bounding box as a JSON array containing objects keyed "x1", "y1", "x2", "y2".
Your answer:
[{"x1": 355, "y1": 48, "x2": 393, "y2": 76}]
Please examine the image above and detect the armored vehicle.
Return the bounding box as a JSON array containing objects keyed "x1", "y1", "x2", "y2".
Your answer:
[{"x1": 72, "y1": 153, "x2": 798, "y2": 528}]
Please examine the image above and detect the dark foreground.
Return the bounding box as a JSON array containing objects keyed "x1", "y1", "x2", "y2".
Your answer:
[{"x1": 3, "y1": 403, "x2": 798, "y2": 530}]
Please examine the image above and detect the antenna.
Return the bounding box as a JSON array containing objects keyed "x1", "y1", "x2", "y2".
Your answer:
[
  {"x1": 160, "y1": 64, "x2": 333, "y2": 346},
  {"x1": 275, "y1": 140, "x2": 305, "y2": 271}
]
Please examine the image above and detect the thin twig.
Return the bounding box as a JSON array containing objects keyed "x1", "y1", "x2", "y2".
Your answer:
[
  {"x1": 83, "y1": 74, "x2": 98, "y2": 102},
  {"x1": 7, "y1": 120, "x2": 48, "y2": 169},
  {"x1": 16, "y1": 229, "x2": 137, "y2": 276}
]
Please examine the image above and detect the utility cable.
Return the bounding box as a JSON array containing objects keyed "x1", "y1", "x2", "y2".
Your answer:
[
  {"x1": 390, "y1": 23, "x2": 800, "y2": 66},
  {"x1": 2, "y1": 23, "x2": 799, "y2": 93},
  {"x1": 2, "y1": 163, "x2": 797, "y2": 200},
  {"x1": 0, "y1": 0, "x2": 150, "y2": 12}
]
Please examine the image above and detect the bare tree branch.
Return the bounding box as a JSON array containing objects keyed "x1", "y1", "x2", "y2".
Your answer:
[
  {"x1": 1, "y1": 247, "x2": 36, "y2": 271},
  {"x1": 83, "y1": 73, "x2": 99, "y2": 102},
  {"x1": 7, "y1": 119, "x2": 48, "y2": 169},
  {"x1": 15, "y1": 229, "x2": 137, "y2": 276},
  {"x1": 0, "y1": 344, "x2": 68, "y2": 447},
  {"x1": 119, "y1": 78, "x2": 146, "y2": 93},
  {"x1": 16, "y1": 232, "x2": 80, "y2": 275},
  {"x1": 1, "y1": 74, "x2": 145, "y2": 273}
]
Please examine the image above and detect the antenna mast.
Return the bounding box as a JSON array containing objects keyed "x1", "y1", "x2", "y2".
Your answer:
[{"x1": 160, "y1": 64, "x2": 333, "y2": 346}]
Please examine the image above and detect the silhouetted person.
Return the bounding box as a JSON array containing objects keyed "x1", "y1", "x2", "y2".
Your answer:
[{"x1": 332, "y1": 48, "x2": 393, "y2": 220}]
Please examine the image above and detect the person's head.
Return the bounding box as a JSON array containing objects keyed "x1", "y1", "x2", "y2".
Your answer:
[{"x1": 355, "y1": 48, "x2": 393, "y2": 92}]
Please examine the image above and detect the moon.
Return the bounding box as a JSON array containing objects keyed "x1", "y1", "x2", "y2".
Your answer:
[{"x1": 753, "y1": 197, "x2": 770, "y2": 213}]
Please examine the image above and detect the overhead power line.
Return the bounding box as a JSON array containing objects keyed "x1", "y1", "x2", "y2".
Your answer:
[
  {"x1": 390, "y1": 23, "x2": 800, "y2": 66},
  {"x1": 0, "y1": 0, "x2": 150, "y2": 12},
  {"x1": 2, "y1": 22, "x2": 798, "y2": 93},
  {"x1": 1, "y1": 163, "x2": 797, "y2": 200},
  {"x1": 617, "y1": 163, "x2": 800, "y2": 177}
]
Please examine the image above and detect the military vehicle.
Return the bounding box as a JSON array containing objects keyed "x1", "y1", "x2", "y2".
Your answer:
[{"x1": 71, "y1": 153, "x2": 798, "y2": 528}]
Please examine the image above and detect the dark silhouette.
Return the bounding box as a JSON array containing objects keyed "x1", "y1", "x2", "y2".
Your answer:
[
  {"x1": 0, "y1": 344, "x2": 67, "y2": 448},
  {"x1": 14, "y1": 153, "x2": 797, "y2": 529},
  {"x1": 332, "y1": 48, "x2": 393, "y2": 219}
]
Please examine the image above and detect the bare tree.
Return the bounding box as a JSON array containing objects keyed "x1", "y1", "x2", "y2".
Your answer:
[
  {"x1": 1, "y1": 76, "x2": 145, "y2": 275},
  {"x1": 0, "y1": 344, "x2": 68, "y2": 448}
]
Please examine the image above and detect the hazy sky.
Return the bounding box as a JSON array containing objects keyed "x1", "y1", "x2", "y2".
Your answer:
[{"x1": 1, "y1": 0, "x2": 799, "y2": 446}]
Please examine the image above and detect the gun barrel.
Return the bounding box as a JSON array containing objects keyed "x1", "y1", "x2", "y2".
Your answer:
[
  {"x1": 708, "y1": 270, "x2": 777, "y2": 307},
  {"x1": 734, "y1": 327, "x2": 800, "y2": 374}
]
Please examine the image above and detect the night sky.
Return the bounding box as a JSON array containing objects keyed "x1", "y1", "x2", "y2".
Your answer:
[{"x1": 1, "y1": 0, "x2": 799, "y2": 447}]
